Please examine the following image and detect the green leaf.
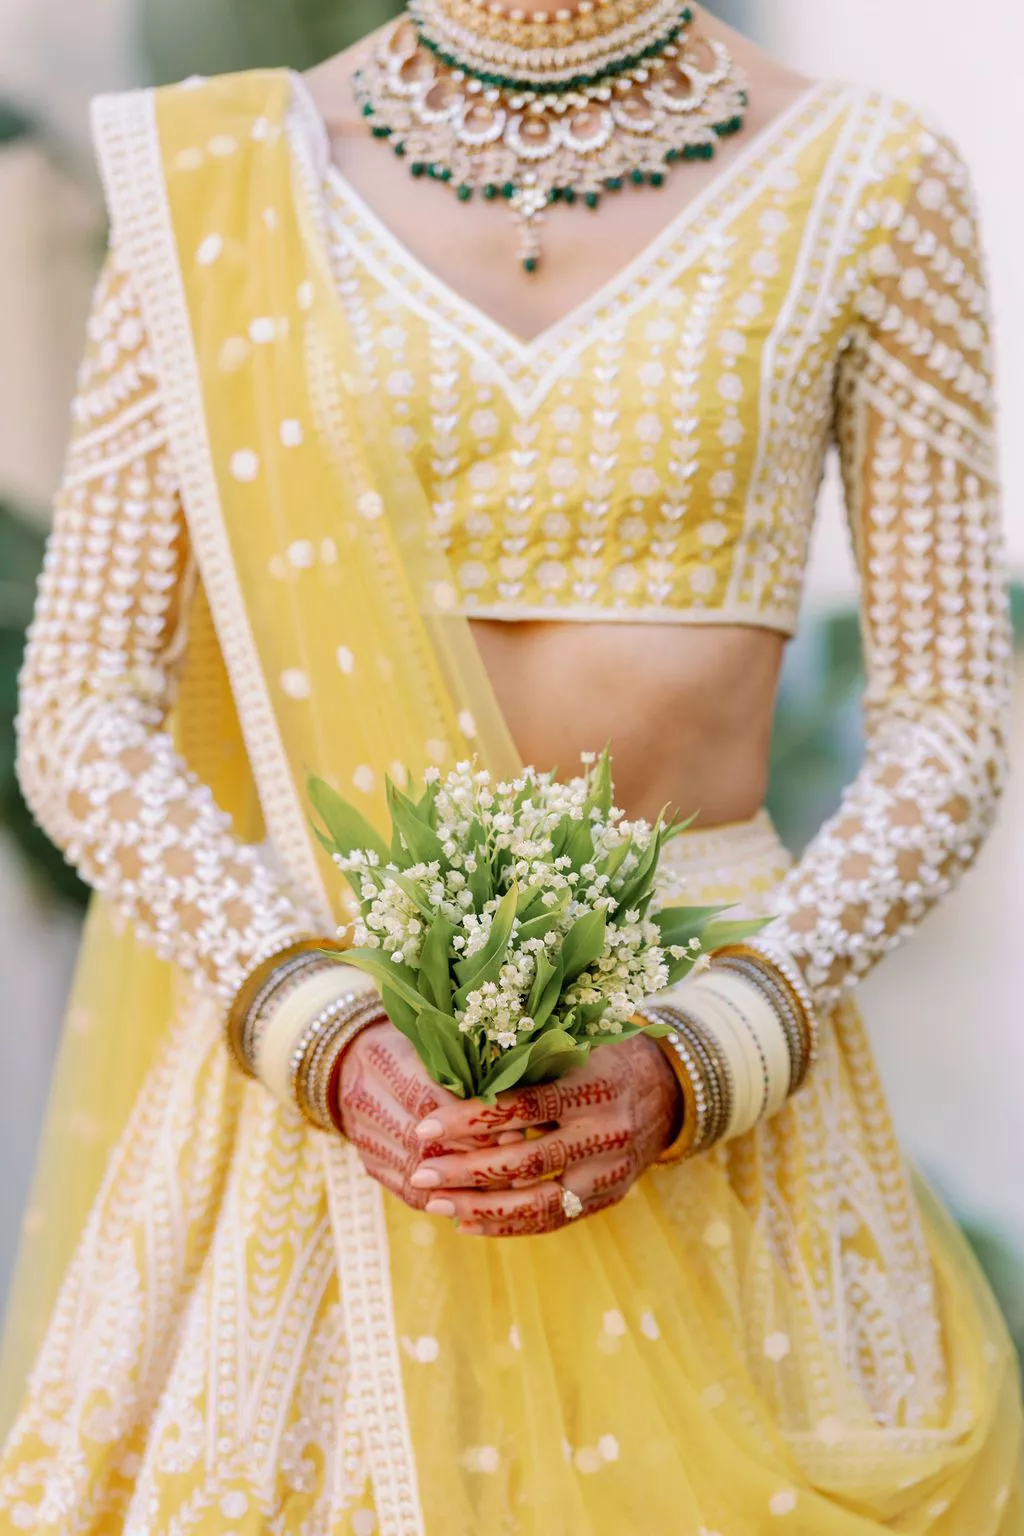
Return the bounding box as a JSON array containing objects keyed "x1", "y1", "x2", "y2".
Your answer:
[
  {"x1": 613, "y1": 826, "x2": 665, "y2": 918},
  {"x1": 334, "y1": 950, "x2": 425, "y2": 1013},
  {"x1": 564, "y1": 815, "x2": 595, "y2": 871},
  {"x1": 699, "y1": 916, "x2": 773, "y2": 952},
  {"x1": 585, "y1": 1025, "x2": 644, "y2": 1047},
  {"x1": 527, "y1": 952, "x2": 556, "y2": 1021},
  {"x1": 522, "y1": 1029, "x2": 589, "y2": 1084},
  {"x1": 530, "y1": 951, "x2": 565, "y2": 1030},
  {"x1": 453, "y1": 884, "x2": 519, "y2": 999},
  {"x1": 386, "y1": 778, "x2": 446, "y2": 866},
  {"x1": 516, "y1": 907, "x2": 566, "y2": 948},
  {"x1": 415, "y1": 1003, "x2": 474, "y2": 1096},
  {"x1": 584, "y1": 748, "x2": 614, "y2": 818},
  {"x1": 467, "y1": 844, "x2": 493, "y2": 907},
  {"x1": 479, "y1": 1039, "x2": 534, "y2": 1100},
  {"x1": 385, "y1": 869, "x2": 438, "y2": 921},
  {"x1": 419, "y1": 914, "x2": 454, "y2": 1012},
  {"x1": 636, "y1": 1018, "x2": 674, "y2": 1039},
  {"x1": 412, "y1": 1021, "x2": 465, "y2": 1097},
  {"x1": 558, "y1": 908, "x2": 607, "y2": 984},
  {"x1": 307, "y1": 775, "x2": 391, "y2": 864},
  {"x1": 662, "y1": 810, "x2": 698, "y2": 843},
  {"x1": 415, "y1": 776, "x2": 439, "y2": 819},
  {"x1": 653, "y1": 904, "x2": 732, "y2": 950},
  {"x1": 380, "y1": 983, "x2": 422, "y2": 1044},
  {"x1": 602, "y1": 837, "x2": 634, "y2": 882}
]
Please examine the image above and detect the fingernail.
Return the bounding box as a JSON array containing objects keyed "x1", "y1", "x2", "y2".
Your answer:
[
  {"x1": 426, "y1": 1198, "x2": 457, "y2": 1217},
  {"x1": 409, "y1": 1167, "x2": 442, "y2": 1190},
  {"x1": 416, "y1": 1118, "x2": 444, "y2": 1141}
]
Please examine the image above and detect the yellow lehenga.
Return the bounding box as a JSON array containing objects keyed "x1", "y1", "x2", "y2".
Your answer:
[{"x1": 0, "y1": 68, "x2": 1021, "y2": 1534}]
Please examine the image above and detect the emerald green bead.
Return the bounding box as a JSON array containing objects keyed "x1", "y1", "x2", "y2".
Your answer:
[
  {"x1": 483, "y1": 183, "x2": 499, "y2": 200},
  {"x1": 502, "y1": 182, "x2": 516, "y2": 199},
  {"x1": 649, "y1": 171, "x2": 665, "y2": 188},
  {"x1": 682, "y1": 145, "x2": 699, "y2": 161},
  {"x1": 562, "y1": 187, "x2": 576, "y2": 205},
  {"x1": 702, "y1": 143, "x2": 715, "y2": 159},
  {"x1": 523, "y1": 256, "x2": 538, "y2": 273},
  {"x1": 439, "y1": 167, "x2": 453, "y2": 182},
  {"x1": 457, "y1": 184, "x2": 473, "y2": 201},
  {"x1": 665, "y1": 148, "x2": 679, "y2": 164},
  {"x1": 362, "y1": 102, "x2": 374, "y2": 118},
  {"x1": 549, "y1": 187, "x2": 563, "y2": 203},
  {"x1": 411, "y1": 162, "x2": 426, "y2": 177},
  {"x1": 630, "y1": 169, "x2": 645, "y2": 186},
  {"x1": 371, "y1": 125, "x2": 391, "y2": 139},
  {"x1": 605, "y1": 176, "x2": 623, "y2": 192},
  {"x1": 585, "y1": 191, "x2": 600, "y2": 209}
]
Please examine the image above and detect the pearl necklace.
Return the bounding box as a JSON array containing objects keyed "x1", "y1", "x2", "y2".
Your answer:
[{"x1": 354, "y1": 0, "x2": 748, "y2": 271}]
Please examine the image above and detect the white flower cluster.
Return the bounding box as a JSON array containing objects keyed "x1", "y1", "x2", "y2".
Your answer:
[{"x1": 336, "y1": 759, "x2": 672, "y2": 1052}]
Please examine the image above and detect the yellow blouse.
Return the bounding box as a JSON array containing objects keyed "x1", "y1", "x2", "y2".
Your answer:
[
  {"x1": 13, "y1": 73, "x2": 1009, "y2": 1026},
  {"x1": 317, "y1": 79, "x2": 995, "y2": 633}
]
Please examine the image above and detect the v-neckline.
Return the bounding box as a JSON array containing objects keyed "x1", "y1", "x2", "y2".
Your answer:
[{"x1": 289, "y1": 71, "x2": 846, "y2": 404}]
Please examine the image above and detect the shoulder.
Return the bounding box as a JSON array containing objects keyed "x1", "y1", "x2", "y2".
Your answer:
[{"x1": 840, "y1": 89, "x2": 979, "y2": 218}]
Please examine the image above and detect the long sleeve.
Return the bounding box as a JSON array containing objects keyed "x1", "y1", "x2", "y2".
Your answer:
[
  {"x1": 15, "y1": 246, "x2": 313, "y2": 1000},
  {"x1": 761, "y1": 128, "x2": 1013, "y2": 1013}
]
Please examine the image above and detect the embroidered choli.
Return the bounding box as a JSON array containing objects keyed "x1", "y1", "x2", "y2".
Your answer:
[{"x1": 15, "y1": 82, "x2": 1011, "y2": 1020}]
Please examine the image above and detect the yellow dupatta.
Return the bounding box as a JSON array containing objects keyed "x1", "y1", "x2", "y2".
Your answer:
[{"x1": 2, "y1": 68, "x2": 1020, "y2": 1536}]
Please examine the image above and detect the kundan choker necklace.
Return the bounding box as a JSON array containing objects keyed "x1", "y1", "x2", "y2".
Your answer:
[{"x1": 354, "y1": 0, "x2": 748, "y2": 271}]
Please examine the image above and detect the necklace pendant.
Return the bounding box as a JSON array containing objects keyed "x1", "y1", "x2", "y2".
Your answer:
[{"x1": 357, "y1": 2, "x2": 749, "y2": 273}]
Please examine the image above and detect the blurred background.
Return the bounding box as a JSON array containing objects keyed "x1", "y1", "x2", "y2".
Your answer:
[{"x1": 0, "y1": 0, "x2": 1022, "y2": 1364}]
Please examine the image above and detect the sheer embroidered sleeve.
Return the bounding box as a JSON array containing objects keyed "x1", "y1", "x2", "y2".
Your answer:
[
  {"x1": 760, "y1": 126, "x2": 1013, "y2": 1014},
  {"x1": 15, "y1": 246, "x2": 314, "y2": 1000}
]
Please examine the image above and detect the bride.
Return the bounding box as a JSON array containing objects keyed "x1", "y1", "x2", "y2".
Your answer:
[{"x1": 1, "y1": 1, "x2": 1021, "y2": 1530}]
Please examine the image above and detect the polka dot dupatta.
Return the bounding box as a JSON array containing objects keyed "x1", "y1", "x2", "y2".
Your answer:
[{"x1": 0, "y1": 69, "x2": 1020, "y2": 1536}]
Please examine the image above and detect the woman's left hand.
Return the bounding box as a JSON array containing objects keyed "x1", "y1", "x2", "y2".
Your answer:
[{"x1": 407, "y1": 1034, "x2": 682, "y2": 1237}]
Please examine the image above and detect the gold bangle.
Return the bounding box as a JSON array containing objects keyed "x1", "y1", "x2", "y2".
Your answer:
[{"x1": 635, "y1": 1008, "x2": 705, "y2": 1165}]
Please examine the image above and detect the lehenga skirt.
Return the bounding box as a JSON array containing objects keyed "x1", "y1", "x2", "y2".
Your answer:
[{"x1": 0, "y1": 813, "x2": 1020, "y2": 1535}]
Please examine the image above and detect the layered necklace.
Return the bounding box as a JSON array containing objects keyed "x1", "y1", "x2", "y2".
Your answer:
[{"x1": 354, "y1": 0, "x2": 748, "y2": 271}]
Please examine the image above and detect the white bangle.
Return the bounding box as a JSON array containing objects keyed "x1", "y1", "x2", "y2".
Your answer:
[
  {"x1": 659, "y1": 970, "x2": 791, "y2": 1139},
  {"x1": 256, "y1": 965, "x2": 379, "y2": 1106},
  {"x1": 694, "y1": 971, "x2": 792, "y2": 1121}
]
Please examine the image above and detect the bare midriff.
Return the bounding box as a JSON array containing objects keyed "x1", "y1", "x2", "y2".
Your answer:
[{"x1": 471, "y1": 619, "x2": 785, "y2": 826}]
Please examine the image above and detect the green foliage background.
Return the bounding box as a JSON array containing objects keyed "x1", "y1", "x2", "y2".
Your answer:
[{"x1": 139, "y1": 0, "x2": 402, "y2": 82}]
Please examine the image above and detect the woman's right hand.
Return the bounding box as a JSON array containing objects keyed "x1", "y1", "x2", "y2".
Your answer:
[{"x1": 335, "y1": 1020, "x2": 459, "y2": 1206}]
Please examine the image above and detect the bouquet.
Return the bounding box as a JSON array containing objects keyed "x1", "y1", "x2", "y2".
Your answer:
[{"x1": 309, "y1": 752, "x2": 765, "y2": 1102}]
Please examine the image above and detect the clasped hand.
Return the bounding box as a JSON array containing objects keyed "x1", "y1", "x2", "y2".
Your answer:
[{"x1": 337, "y1": 1021, "x2": 681, "y2": 1237}]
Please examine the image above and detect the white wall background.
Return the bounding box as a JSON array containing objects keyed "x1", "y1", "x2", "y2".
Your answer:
[{"x1": 752, "y1": 0, "x2": 1024, "y2": 597}]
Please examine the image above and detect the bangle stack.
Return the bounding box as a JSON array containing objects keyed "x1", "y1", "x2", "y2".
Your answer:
[
  {"x1": 224, "y1": 936, "x2": 385, "y2": 1133},
  {"x1": 640, "y1": 1002, "x2": 734, "y2": 1162},
  {"x1": 638, "y1": 944, "x2": 819, "y2": 1163},
  {"x1": 225, "y1": 936, "x2": 353, "y2": 1078},
  {"x1": 714, "y1": 940, "x2": 819, "y2": 1087},
  {"x1": 290, "y1": 990, "x2": 389, "y2": 1133}
]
